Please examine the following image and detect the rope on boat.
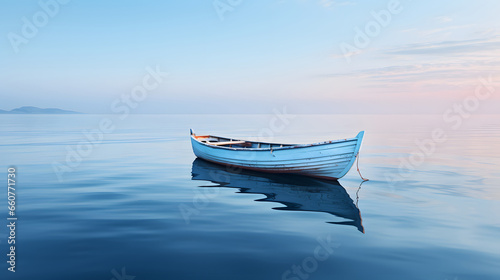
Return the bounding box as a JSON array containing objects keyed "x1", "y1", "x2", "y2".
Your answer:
[{"x1": 356, "y1": 152, "x2": 369, "y2": 181}]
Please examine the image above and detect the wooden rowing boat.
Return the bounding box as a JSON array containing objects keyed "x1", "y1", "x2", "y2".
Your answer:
[{"x1": 190, "y1": 130, "x2": 365, "y2": 180}]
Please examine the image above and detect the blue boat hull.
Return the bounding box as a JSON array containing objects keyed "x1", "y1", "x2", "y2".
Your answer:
[{"x1": 190, "y1": 131, "x2": 365, "y2": 180}]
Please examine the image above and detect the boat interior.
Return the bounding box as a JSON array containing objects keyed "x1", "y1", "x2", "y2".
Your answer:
[{"x1": 192, "y1": 134, "x2": 295, "y2": 149}]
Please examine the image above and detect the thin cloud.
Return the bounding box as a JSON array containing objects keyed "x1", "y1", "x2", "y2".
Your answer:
[
  {"x1": 323, "y1": 35, "x2": 500, "y2": 90},
  {"x1": 383, "y1": 36, "x2": 500, "y2": 56},
  {"x1": 323, "y1": 62, "x2": 500, "y2": 97},
  {"x1": 436, "y1": 16, "x2": 453, "y2": 23},
  {"x1": 401, "y1": 28, "x2": 418, "y2": 33},
  {"x1": 420, "y1": 24, "x2": 473, "y2": 37}
]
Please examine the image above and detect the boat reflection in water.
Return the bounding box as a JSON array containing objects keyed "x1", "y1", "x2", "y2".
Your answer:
[{"x1": 191, "y1": 159, "x2": 364, "y2": 233}]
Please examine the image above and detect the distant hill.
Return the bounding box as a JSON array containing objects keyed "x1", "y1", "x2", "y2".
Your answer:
[{"x1": 0, "y1": 106, "x2": 82, "y2": 114}]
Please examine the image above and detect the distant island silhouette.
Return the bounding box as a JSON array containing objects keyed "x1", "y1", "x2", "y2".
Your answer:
[{"x1": 0, "y1": 106, "x2": 82, "y2": 114}]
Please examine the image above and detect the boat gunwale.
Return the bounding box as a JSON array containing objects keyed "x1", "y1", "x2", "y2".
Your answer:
[{"x1": 190, "y1": 132, "x2": 360, "y2": 151}]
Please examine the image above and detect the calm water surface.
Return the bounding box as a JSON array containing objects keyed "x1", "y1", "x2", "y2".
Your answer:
[{"x1": 0, "y1": 114, "x2": 499, "y2": 280}]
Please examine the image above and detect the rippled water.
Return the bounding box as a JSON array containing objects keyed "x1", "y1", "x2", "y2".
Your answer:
[{"x1": 1, "y1": 114, "x2": 499, "y2": 280}]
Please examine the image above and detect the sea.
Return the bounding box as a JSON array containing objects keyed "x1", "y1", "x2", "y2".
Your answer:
[{"x1": 0, "y1": 114, "x2": 499, "y2": 280}]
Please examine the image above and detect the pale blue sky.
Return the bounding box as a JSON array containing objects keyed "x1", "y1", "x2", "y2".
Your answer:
[{"x1": 1, "y1": 0, "x2": 499, "y2": 113}]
